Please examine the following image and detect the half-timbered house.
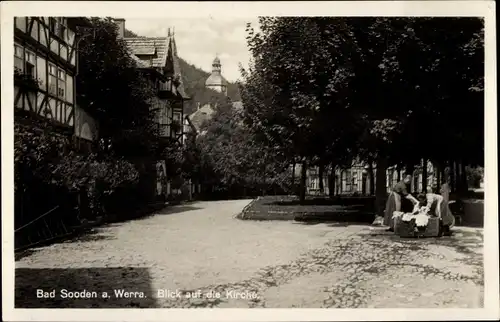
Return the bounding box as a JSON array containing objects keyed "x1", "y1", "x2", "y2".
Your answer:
[
  {"x1": 14, "y1": 16, "x2": 95, "y2": 249},
  {"x1": 14, "y1": 17, "x2": 92, "y2": 138},
  {"x1": 117, "y1": 19, "x2": 190, "y2": 200}
]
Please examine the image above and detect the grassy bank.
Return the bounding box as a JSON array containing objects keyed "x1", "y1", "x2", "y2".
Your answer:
[{"x1": 236, "y1": 195, "x2": 376, "y2": 223}]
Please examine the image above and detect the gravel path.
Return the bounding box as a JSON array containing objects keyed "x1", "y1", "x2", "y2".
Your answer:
[{"x1": 15, "y1": 199, "x2": 483, "y2": 308}]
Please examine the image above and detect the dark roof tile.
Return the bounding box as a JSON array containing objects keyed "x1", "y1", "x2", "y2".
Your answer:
[{"x1": 124, "y1": 37, "x2": 169, "y2": 68}]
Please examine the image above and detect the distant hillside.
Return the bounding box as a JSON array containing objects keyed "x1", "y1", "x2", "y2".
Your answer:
[{"x1": 125, "y1": 29, "x2": 241, "y2": 116}]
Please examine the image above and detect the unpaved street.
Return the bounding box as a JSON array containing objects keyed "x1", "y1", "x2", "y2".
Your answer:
[{"x1": 15, "y1": 200, "x2": 483, "y2": 308}]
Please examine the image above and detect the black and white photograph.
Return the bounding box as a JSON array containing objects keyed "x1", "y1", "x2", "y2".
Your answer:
[{"x1": 1, "y1": 1, "x2": 498, "y2": 321}]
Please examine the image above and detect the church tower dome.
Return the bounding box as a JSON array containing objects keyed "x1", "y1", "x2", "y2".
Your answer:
[{"x1": 205, "y1": 55, "x2": 228, "y2": 95}]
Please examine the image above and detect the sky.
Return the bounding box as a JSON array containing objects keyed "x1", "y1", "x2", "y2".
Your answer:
[{"x1": 124, "y1": 17, "x2": 259, "y2": 83}]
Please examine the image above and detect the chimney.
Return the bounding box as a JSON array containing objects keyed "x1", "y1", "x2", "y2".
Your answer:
[{"x1": 115, "y1": 18, "x2": 125, "y2": 39}]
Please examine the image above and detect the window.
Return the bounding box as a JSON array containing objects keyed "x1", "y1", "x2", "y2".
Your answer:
[
  {"x1": 66, "y1": 74, "x2": 73, "y2": 103},
  {"x1": 67, "y1": 29, "x2": 75, "y2": 45},
  {"x1": 340, "y1": 171, "x2": 345, "y2": 192},
  {"x1": 60, "y1": 44, "x2": 67, "y2": 61},
  {"x1": 352, "y1": 171, "x2": 357, "y2": 192},
  {"x1": 15, "y1": 45, "x2": 23, "y2": 58},
  {"x1": 345, "y1": 170, "x2": 352, "y2": 192},
  {"x1": 308, "y1": 177, "x2": 315, "y2": 189},
  {"x1": 25, "y1": 62, "x2": 35, "y2": 77},
  {"x1": 30, "y1": 18, "x2": 39, "y2": 41},
  {"x1": 15, "y1": 17, "x2": 27, "y2": 32},
  {"x1": 58, "y1": 24, "x2": 67, "y2": 41},
  {"x1": 25, "y1": 50, "x2": 36, "y2": 78},
  {"x1": 48, "y1": 63, "x2": 57, "y2": 95},
  {"x1": 172, "y1": 112, "x2": 182, "y2": 135},
  {"x1": 57, "y1": 68, "x2": 66, "y2": 99},
  {"x1": 49, "y1": 18, "x2": 57, "y2": 34},
  {"x1": 49, "y1": 17, "x2": 67, "y2": 41},
  {"x1": 14, "y1": 45, "x2": 24, "y2": 72},
  {"x1": 173, "y1": 112, "x2": 181, "y2": 122},
  {"x1": 47, "y1": 65, "x2": 67, "y2": 99}
]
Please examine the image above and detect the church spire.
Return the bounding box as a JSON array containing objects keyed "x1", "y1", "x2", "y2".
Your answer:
[
  {"x1": 212, "y1": 54, "x2": 221, "y2": 74},
  {"x1": 206, "y1": 54, "x2": 227, "y2": 95}
]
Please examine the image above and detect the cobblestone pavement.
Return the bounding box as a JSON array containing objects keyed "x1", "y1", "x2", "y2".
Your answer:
[{"x1": 15, "y1": 200, "x2": 483, "y2": 308}]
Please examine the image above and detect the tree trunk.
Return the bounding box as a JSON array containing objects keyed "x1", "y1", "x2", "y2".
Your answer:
[
  {"x1": 449, "y1": 160, "x2": 456, "y2": 193},
  {"x1": 397, "y1": 166, "x2": 401, "y2": 182},
  {"x1": 455, "y1": 160, "x2": 465, "y2": 195},
  {"x1": 299, "y1": 161, "x2": 307, "y2": 204},
  {"x1": 328, "y1": 164, "x2": 336, "y2": 199},
  {"x1": 318, "y1": 163, "x2": 325, "y2": 194},
  {"x1": 262, "y1": 167, "x2": 266, "y2": 196},
  {"x1": 375, "y1": 155, "x2": 388, "y2": 217},
  {"x1": 456, "y1": 161, "x2": 462, "y2": 193},
  {"x1": 436, "y1": 162, "x2": 441, "y2": 187},
  {"x1": 422, "y1": 158, "x2": 427, "y2": 193},
  {"x1": 368, "y1": 161, "x2": 375, "y2": 196},
  {"x1": 461, "y1": 161, "x2": 468, "y2": 194},
  {"x1": 291, "y1": 162, "x2": 296, "y2": 192}
]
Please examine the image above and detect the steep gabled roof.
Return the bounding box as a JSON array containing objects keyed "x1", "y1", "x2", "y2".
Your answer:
[
  {"x1": 188, "y1": 104, "x2": 215, "y2": 131},
  {"x1": 167, "y1": 34, "x2": 190, "y2": 100},
  {"x1": 124, "y1": 30, "x2": 190, "y2": 100},
  {"x1": 124, "y1": 37, "x2": 169, "y2": 68}
]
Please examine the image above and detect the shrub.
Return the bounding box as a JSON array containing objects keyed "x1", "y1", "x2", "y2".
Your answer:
[{"x1": 15, "y1": 122, "x2": 139, "y2": 221}]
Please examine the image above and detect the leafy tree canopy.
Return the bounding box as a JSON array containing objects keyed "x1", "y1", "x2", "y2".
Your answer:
[{"x1": 78, "y1": 18, "x2": 160, "y2": 160}]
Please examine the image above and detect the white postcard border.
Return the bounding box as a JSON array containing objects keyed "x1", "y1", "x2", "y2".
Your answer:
[{"x1": 1, "y1": 1, "x2": 498, "y2": 321}]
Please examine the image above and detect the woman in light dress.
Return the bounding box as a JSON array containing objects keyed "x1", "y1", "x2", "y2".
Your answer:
[{"x1": 416, "y1": 184, "x2": 455, "y2": 234}]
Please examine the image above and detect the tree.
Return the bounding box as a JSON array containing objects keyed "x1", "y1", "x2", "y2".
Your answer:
[
  {"x1": 77, "y1": 17, "x2": 160, "y2": 161},
  {"x1": 338, "y1": 17, "x2": 483, "y2": 209},
  {"x1": 241, "y1": 17, "x2": 365, "y2": 203},
  {"x1": 74, "y1": 17, "x2": 170, "y2": 209},
  {"x1": 194, "y1": 97, "x2": 290, "y2": 196},
  {"x1": 241, "y1": 17, "x2": 484, "y2": 210}
]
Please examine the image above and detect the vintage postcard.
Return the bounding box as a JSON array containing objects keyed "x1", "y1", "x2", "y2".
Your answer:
[{"x1": 1, "y1": 1, "x2": 498, "y2": 321}]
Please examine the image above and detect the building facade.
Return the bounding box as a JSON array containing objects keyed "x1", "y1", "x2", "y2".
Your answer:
[
  {"x1": 14, "y1": 17, "x2": 92, "y2": 140},
  {"x1": 119, "y1": 20, "x2": 189, "y2": 200},
  {"x1": 14, "y1": 16, "x2": 96, "y2": 248},
  {"x1": 303, "y1": 160, "x2": 439, "y2": 196}
]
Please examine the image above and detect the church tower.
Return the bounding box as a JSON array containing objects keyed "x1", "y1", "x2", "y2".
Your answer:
[{"x1": 205, "y1": 55, "x2": 228, "y2": 95}]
